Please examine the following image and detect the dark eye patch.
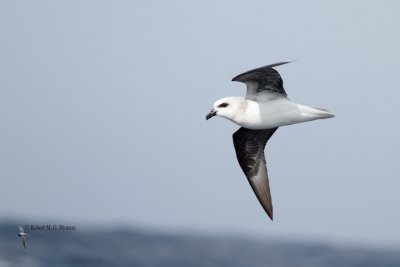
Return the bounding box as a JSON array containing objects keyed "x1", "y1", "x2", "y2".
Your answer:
[{"x1": 217, "y1": 102, "x2": 229, "y2": 108}]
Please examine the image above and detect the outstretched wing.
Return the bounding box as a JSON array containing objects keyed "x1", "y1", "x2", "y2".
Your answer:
[
  {"x1": 233, "y1": 127, "x2": 278, "y2": 220},
  {"x1": 232, "y1": 61, "x2": 292, "y2": 100},
  {"x1": 20, "y1": 236, "x2": 27, "y2": 250},
  {"x1": 19, "y1": 225, "x2": 24, "y2": 234}
]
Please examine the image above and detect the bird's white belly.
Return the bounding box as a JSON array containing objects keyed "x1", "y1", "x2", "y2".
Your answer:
[{"x1": 235, "y1": 98, "x2": 303, "y2": 130}]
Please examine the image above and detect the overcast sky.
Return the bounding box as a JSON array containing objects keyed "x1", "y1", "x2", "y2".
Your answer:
[{"x1": 1, "y1": 1, "x2": 400, "y2": 248}]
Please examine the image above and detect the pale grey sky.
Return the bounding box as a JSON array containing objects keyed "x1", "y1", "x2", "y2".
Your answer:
[{"x1": 1, "y1": 1, "x2": 400, "y2": 247}]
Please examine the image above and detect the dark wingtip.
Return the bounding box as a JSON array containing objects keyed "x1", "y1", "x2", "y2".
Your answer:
[
  {"x1": 231, "y1": 60, "x2": 297, "y2": 82},
  {"x1": 267, "y1": 210, "x2": 273, "y2": 221}
]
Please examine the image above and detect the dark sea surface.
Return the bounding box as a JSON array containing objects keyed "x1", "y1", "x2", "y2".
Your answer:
[{"x1": 1, "y1": 221, "x2": 399, "y2": 267}]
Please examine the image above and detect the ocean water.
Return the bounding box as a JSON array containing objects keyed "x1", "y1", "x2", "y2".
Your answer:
[{"x1": 1, "y1": 222, "x2": 399, "y2": 267}]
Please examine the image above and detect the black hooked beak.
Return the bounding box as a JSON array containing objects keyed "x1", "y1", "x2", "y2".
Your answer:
[{"x1": 206, "y1": 109, "x2": 217, "y2": 120}]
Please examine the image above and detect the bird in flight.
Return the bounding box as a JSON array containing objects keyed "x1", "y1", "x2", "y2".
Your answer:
[
  {"x1": 18, "y1": 225, "x2": 29, "y2": 250},
  {"x1": 206, "y1": 61, "x2": 334, "y2": 220}
]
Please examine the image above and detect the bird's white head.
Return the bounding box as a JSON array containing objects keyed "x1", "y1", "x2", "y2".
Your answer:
[{"x1": 206, "y1": 96, "x2": 243, "y2": 121}]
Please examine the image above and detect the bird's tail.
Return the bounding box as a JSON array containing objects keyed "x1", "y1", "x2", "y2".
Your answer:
[{"x1": 297, "y1": 104, "x2": 335, "y2": 121}]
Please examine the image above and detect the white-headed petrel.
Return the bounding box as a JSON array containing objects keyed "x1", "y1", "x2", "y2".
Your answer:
[
  {"x1": 18, "y1": 225, "x2": 29, "y2": 250},
  {"x1": 206, "y1": 62, "x2": 334, "y2": 220}
]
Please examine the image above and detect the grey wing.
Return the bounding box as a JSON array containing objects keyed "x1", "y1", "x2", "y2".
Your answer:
[
  {"x1": 19, "y1": 225, "x2": 24, "y2": 234},
  {"x1": 20, "y1": 236, "x2": 27, "y2": 250},
  {"x1": 232, "y1": 61, "x2": 292, "y2": 100},
  {"x1": 233, "y1": 127, "x2": 278, "y2": 220}
]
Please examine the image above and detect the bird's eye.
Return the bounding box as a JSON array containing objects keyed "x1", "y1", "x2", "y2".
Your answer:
[{"x1": 218, "y1": 103, "x2": 229, "y2": 108}]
